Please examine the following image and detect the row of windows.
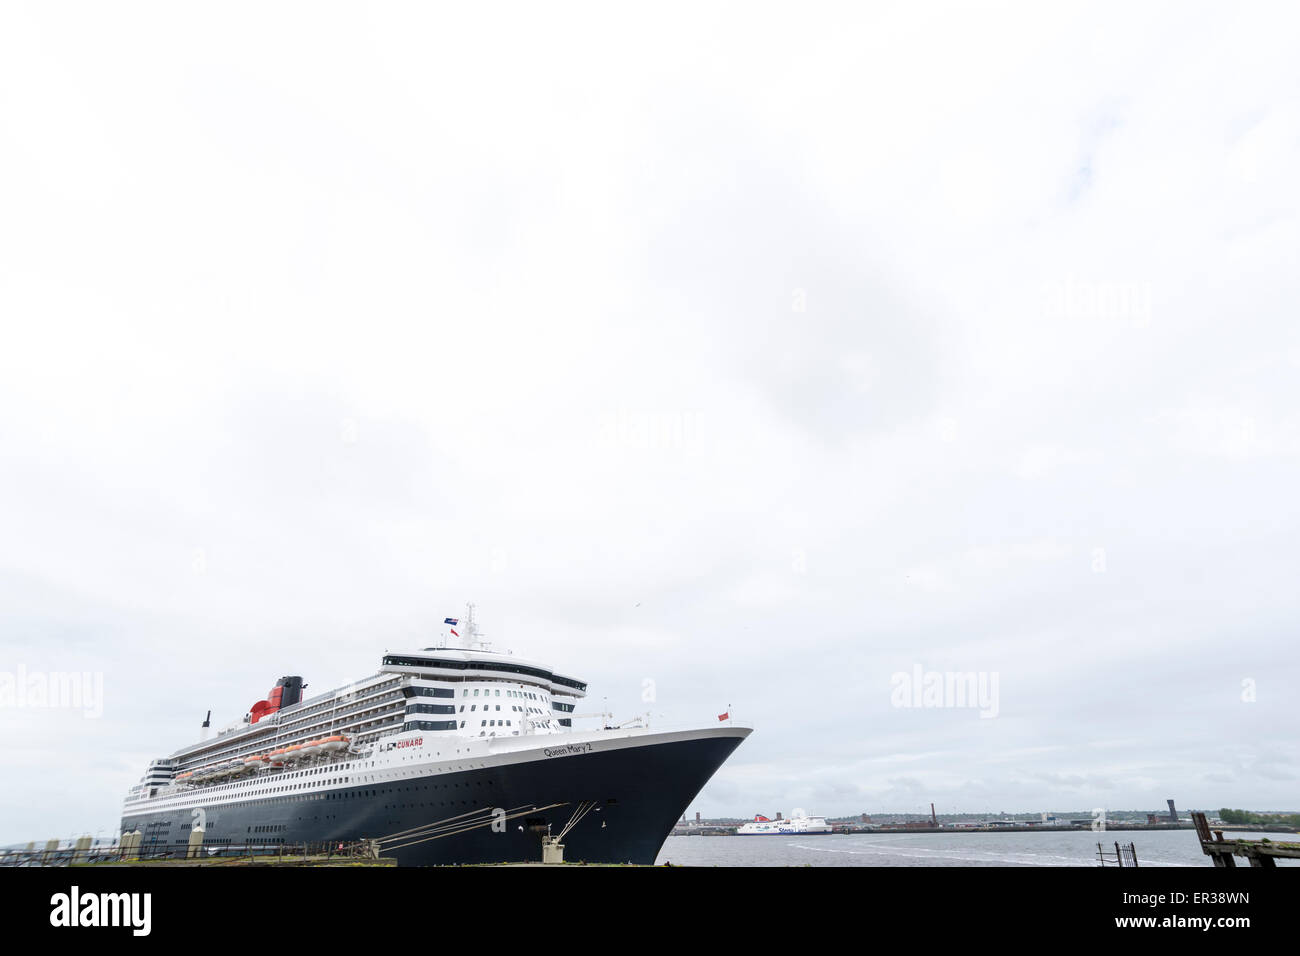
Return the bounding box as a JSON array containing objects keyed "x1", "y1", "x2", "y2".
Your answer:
[
  {"x1": 402, "y1": 686, "x2": 455, "y2": 699},
  {"x1": 404, "y1": 720, "x2": 458, "y2": 731},
  {"x1": 406, "y1": 703, "x2": 456, "y2": 715},
  {"x1": 465, "y1": 688, "x2": 543, "y2": 700},
  {"x1": 382, "y1": 656, "x2": 587, "y2": 693},
  {"x1": 446, "y1": 718, "x2": 557, "y2": 735},
  {"x1": 458, "y1": 703, "x2": 536, "y2": 713}
]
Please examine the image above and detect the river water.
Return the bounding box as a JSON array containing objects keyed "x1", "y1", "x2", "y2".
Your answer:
[{"x1": 655, "y1": 829, "x2": 1296, "y2": 867}]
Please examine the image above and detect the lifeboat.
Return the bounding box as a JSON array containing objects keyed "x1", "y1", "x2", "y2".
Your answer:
[
  {"x1": 268, "y1": 748, "x2": 287, "y2": 765},
  {"x1": 302, "y1": 739, "x2": 324, "y2": 758},
  {"x1": 282, "y1": 744, "x2": 303, "y2": 762},
  {"x1": 321, "y1": 735, "x2": 348, "y2": 753},
  {"x1": 242, "y1": 756, "x2": 262, "y2": 772}
]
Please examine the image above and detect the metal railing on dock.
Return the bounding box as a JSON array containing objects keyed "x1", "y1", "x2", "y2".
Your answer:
[
  {"x1": 0, "y1": 839, "x2": 389, "y2": 867},
  {"x1": 1096, "y1": 841, "x2": 1138, "y2": 867}
]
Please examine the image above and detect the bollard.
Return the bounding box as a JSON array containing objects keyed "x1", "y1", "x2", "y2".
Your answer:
[
  {"x1": 72, "y1": 835, "x2": 92, "y2": 865},
  {"x1": 542, "y1": 837, "x2": 565, "y2": 864},
  {"x1": 126, "y1": 830, "x2": 143, "y2": 862}
]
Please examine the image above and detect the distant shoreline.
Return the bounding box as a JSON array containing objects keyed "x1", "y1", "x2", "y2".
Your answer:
[{"x1": 674, "y1": 823, "x2": 1300, "y2": 836}]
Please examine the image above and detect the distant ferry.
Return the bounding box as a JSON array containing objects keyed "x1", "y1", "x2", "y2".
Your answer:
[
  {"x1": 738, "y1": 809, "x2": 832, "y2": 835},
  {"x1": 120, "y1": 605, "x2": 750, "y2": 865}
]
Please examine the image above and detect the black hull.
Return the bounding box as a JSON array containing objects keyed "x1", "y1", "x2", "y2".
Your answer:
[{"x1": 121, "y1": 732, "x2": 744, "y2": 866}]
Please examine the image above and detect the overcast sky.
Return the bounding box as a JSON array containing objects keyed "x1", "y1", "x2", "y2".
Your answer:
[{"x1": 1, "y1": 2, "x2": 1297, "y2": 841}]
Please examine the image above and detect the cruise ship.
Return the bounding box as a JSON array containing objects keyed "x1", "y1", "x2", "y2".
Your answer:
[
  {"x1": 737, "y1": 810, "x2": 832, "y2": 835},
  {"x1": 120, "y1": 607, "x2": 750, "y2": 865}
]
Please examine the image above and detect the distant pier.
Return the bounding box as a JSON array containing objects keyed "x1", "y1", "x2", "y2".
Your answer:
[{"x1": 672, "y1": 821, "x2": 1202, "y2": 836}]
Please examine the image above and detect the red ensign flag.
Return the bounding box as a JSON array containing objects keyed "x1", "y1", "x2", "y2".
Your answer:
[{"x1": 718, "y1": 712, "x2": 729, "y2": 721}]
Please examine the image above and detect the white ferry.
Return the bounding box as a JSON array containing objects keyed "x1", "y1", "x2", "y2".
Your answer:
[{"x1": 737, "y1": 809, "x2": 833, "y2": 835}]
